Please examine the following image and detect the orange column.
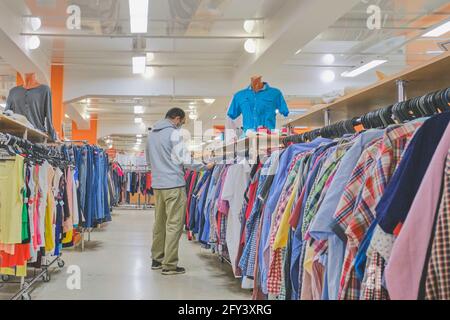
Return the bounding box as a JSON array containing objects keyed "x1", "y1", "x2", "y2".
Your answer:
[
  {"x1": 72, "y1": 115, "x2": 98, "y2": 145},
  {"x1": 51, "y1": 65, "x2": 64, "y2": 139}
]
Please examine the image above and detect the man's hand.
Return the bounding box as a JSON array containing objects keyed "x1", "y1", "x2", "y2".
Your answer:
[{"x1": 206, "y1": 162, "x2": 215, "y2": 170}]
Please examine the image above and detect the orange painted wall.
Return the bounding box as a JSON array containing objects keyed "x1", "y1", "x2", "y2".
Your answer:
[
  {"x1": 72, "y1": 116, "x2": 98, "y2": 145},
  {"x1": 51, "y1": 65, "x2": 64, "y2": 139}
]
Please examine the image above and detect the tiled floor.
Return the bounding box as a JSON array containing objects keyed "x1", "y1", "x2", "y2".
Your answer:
[{"x1": 0, "y1": 209, "x2": 251, "y2": 300}]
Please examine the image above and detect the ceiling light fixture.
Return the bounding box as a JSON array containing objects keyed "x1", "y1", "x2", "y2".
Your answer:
[
  {"x1": 64, "y1": 114, "x2": 70, "y2": 119},
  {"x1": 132, "y1": 56, "x2": 146, "y2": 74},
  {"x1": 243, "y1": 20, "x2": 256, "y2": 34},
  {"x1": 27, "y1": 35, "x2": 40, "y2": 50},
  {"x1": 244, "y1": 39, "x2": 257, "y2": 54},
  {"x1": 422, "y1": 20, "x2": 450, "y2": 38},
  {"x1": 341, "y1": 59, "x2": 387, "y2": 77},
  {"x1": 322, "y1": 54, "x2": 335, "y2": 65},
  {"x1": 129, "y1": 0, "x2": 149, "y2": 33},
  {"x1": 212, "y1": 115, "x2": 217, "y2": 120},
  {"x1": 146, "y1": 52, "x2": 155, "y2": 61},
  {"x1": 30, "y1": 17, "x2": 42, "y2": 31},
  {"x1": 134, "y1": 117, "x2": 143, "y2": 124},
  {"x1": 134, "y1": 105, "x2": 144, "y2": 114},
  {"x1": 144, "y1": 66, "x2": 154, "y2": 78},
  {"x1": 320, "y1": 70, "x2": 335, "y2": 83},
  {"x1": 295, "y1": 48, "x2": 302, "y2": 55},
  {"x1": 203, "y1": 98, "x2": 216, "y2": 104},
  {"x1": 85, "y1": 114, "x2": 91, "y2": 119},
  {"x1": 189, "y1": 113, "x2": 198, "y2": 120},
  {"x1": 136, "y1": 138, "x2": 142, "y2": 143},
  {"x1": 136, "y1": 134, "x2": 143, "y2": 138}
]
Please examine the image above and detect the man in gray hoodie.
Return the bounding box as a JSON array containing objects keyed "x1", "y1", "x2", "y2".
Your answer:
[{"x1": 146, "y1": 108, "x2": 214, "y2": 275}]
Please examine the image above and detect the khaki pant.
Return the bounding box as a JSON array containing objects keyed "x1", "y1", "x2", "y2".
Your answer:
[{"x1": 151, "y1": 187, "x2": 187, "y2": 270}]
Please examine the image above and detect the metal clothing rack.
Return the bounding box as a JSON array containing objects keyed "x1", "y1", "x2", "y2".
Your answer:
[
  {"x1": 0, "y1": 129, "x2": 68, "y2": 300},
  {"x1": 118, "y1": 165, "x2": 153, "y2": 210}
]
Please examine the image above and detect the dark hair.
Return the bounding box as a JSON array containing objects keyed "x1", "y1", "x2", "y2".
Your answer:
[{"x1": 165, "y1": 108, "x2": 186, "y2": 120}]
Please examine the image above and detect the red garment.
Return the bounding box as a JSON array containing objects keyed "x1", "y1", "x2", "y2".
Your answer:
[
  {"x1": 0, "y1": 244, "x2": 31, "y2": 268},
  {"x1": 145, "y1": 172, "x2": 152, "y2": 190}
]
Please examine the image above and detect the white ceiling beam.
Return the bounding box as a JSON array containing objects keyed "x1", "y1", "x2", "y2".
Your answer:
[
  {"x1": 232, "y1": 0, "x2": 361, "y2": 89},
  {"x1": 0, "y1": 1, "x2": 50, "y2": 84}
]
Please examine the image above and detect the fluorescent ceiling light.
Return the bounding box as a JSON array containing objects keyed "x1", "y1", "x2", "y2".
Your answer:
[
  {"x1": 64, "y1": 114, "x2": 70, "y2": 119},
  {"x1": 136, "y1": 138, "x2": 142, "y2": 143},
  {"x1": 203, "y1": 98, "x2": 215, "y2": 104},
  {"x1": 136, "y1": 134, "x2": 143, "y2": 138},
  {"x1": 341, "y1": 59, "x2": 387, "y2": 77},
  {"x1": 295, "y1": 48, "x2": 302, "y2": 55},
  {"x1": 134, "y1": 105, "x2": 144, "y2": 114},
  {"x1": 422, "y1": 20, "x2": 450, "y2": 38},
  {"x1": 212, "y1": 115, "x2": 217, "y2": 120},
  {"x1": 132, "y1": 56, "x2": 146, "y2": 74},
  {"x1": 426, "y1": 50, "x2": 444, "y2": 55},
  {"x1": 134, "y1": 117, "x2": 143, "y2": 124},
  {"x1": 129, "y1": 0, "x2": 149, "y2": 33}
]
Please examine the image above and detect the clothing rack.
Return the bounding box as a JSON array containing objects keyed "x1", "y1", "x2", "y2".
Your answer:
[
  {"x1": 0, "y1": 132, "x2": 67, "y2": 300},
  {"x1": 283, "y1": 87, "x2": 450, "y2": 145}
]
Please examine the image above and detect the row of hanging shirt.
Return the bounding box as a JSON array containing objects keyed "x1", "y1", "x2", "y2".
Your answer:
[{"x1": 185, "y1": 110, "x2": 450, "y2": 300}]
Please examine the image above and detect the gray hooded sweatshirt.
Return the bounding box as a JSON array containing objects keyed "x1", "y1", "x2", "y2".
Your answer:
[{"x1": 146, "y1": 119, "x2": 205, "y2": 189}]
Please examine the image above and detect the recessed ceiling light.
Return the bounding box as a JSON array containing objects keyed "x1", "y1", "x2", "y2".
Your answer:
[
  {"x1": 132, "y1": 56, "x2": 146, "y2": 74},
  {"x1": 129, "y1": 0, "x2": 149, "y2": 33},
  {"x1": 136, "y1": 134, "x2": 143, "y2": 138},
  {"x1": 134, "y1": 117, "x2": 143, "y2": 124},
  {"x1": 144, "y1": 66, "x2": 154, "y2": 78},
  {"x1": 212, "y1": 115, "x2": 217, "y2": 120},
  {"x1": 146, "y1": 52, "x2": 155, "y2": 61},
  {"x1": 243, "y1": 20, "x2": 255, "y2": 34},
  {"x1": 134, "y1": 105, "x2": 144, "y2": 114},
  {"x1": 203, "y1": 98, "x2": 216, "y2": 104},
  {"x1": 295, "y1": 48, "x2": 302, "y2": 55},
  {"x1": 65, "y1": 114, "x2": 70, "y2": 119},
  {"x1": 341, "y1": 59, "x2": 387, "y2": 77},
  {"x1": 322, "y1": 54, "x2": 335, "y2": 65},
  {"x1": 27, "y1": 35, "x2": 40, "y2": 50},
  {"x1": 30, "y1": 17, "x2": 42, "y2": 31},
  {"x1": 422, "y1": 21, "x2": 450, "y2": 37},
  {"x1": 320, "y1": 70, "x2": 335, "y2": 83},
  {"x1": 244, "y1": 39, "x2": 257, "y2": 53}
]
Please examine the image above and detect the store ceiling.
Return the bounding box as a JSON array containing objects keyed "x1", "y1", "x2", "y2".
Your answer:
[{"x1": 0, "y1": 0, "x2": 449, "y2": 152}]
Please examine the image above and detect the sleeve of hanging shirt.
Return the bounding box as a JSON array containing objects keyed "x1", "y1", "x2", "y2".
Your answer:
[
  {"x1": 276, "y1": 90, "x2": 289, "y2": 117},
  {"x1": 43, "y1": 87, "x2": 57, "y2": 141},
  {"x1": 227, "y1": 94, "x2": 242, "y2": 120}
]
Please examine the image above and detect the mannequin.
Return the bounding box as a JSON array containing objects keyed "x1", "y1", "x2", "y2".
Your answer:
[
  {"x1": 23, "y1": 73, "x2": 41, "y2": 90},
  {"x1": 251, "y1": 75, "x2": 264, "y2": 92}
]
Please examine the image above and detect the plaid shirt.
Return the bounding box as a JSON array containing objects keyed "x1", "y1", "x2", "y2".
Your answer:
[
  {"x1": 267, "y1": 153, "x2": 305, "y2": 295},
  {"x1": 425, "y1": 150, "x2": 450, "y2": 300},
  {"x1": 337, "y1": 122, "x2": 421, "y2": 300}
]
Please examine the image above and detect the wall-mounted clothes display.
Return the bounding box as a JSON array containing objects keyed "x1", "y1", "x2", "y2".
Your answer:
[
  {"x1": 5, "y1": 85, "x2": 57, "y2": 140},
  {"x1": 185, "y1": 111, "x2": 450, "y2": 300}
]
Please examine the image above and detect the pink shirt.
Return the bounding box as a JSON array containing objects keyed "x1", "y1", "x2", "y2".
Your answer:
[{"x1": 385, "y1": 123, "x2": 450, "y2": 300}]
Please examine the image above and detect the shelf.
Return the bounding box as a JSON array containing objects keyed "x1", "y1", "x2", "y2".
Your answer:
[
  {"x1": 287, "y1": 52, "x2": 450, "y2": 128},
  {"x1": 0, "y1": 114, "x2": 48, "y2": 143}
]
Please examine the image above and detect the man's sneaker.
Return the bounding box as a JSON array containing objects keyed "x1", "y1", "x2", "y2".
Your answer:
[
  {"x1": 151, "y1": 260, "x2": 162, "y2": 270},
  {"x1": 161, "y1": 267, "x2": 186, "y2": 275}
]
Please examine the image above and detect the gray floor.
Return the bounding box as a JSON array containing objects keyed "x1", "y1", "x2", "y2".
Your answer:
[{"x1": 0, "y1": 209, "x2": 252, "y2": 300}]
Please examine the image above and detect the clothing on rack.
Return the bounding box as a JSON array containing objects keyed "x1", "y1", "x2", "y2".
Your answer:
[{"x1": 184, "y1": 87, "x2": 450, "y2": 300}]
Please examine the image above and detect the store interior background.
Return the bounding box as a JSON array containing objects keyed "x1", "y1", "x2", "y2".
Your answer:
[
  {"x1": 1, "y1": 0, "x2": 449, "y2": 154},
  {"x1": 0, "y1": 0, "x2": 450, "y2": 300}
]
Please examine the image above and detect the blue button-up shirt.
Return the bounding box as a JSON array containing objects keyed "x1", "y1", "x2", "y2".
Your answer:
[{"x1": 227, "y1": 83, "x2": 289, "y2": 132}]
